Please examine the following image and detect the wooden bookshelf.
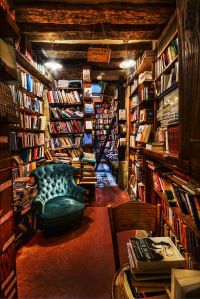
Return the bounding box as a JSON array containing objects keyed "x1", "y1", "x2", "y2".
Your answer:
[
  {"x1": 10, "y1": 127, "x2": 45, "y2": 133},
  {"x1": 18, "y1": 87, "x2": 43, "y2": 100},
  {"x1": 129, "y1": 60, "x2": 153, "y2": 84},
  {"x1": 154, "y1": 188, "x2": 200, "y2": 239},
  {"x1": 154, "y1": 56, "x2": 178, "y2": 82},
  {"x1": 16, "y1": 50, "x2": 52, "y2": 89},
  {"x1": 18, "y1": 107, "x2": 43, "y2": 116},
  {"x1": 0, "y1": 6, "x2": 20, "y2": 38},
  {"x1": 156, "y1": 81, "x2": 179, "y2": 100}
]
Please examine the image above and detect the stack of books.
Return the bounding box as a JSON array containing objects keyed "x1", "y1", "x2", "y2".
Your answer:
[
  {"x1": 50, "y1": 107, "x2": 84, "y2": 119},
  {"x1": 81, "y1": 162, "x2": 97, "y2": 183},
  {"x1": 126, "y1": 236, "x2": 185, "y2": 297},
  {"x1": 51, "y1": 152, "x2": 71, "y2": 164},
  {"x1": 13, "y1": 176, "x2": 38, "y2": 212}
]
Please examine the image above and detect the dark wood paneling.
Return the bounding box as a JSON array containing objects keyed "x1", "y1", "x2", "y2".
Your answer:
[
  {"x1": 15, "y1": 3, "x2": 175, "y2": 25},
  {"x1": 176, "y1": 0, "x2": 200, "y2": 180}
]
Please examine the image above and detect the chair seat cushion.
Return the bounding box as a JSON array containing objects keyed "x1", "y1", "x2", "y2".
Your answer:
[{"x1": 40, "y1": 196, "x2": 84, "y2": 227}]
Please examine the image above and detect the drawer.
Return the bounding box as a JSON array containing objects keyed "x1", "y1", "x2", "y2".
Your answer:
[
  {"x1": 0, "y1": 216, "x2": 15, "y2": 253},
  {"x1": 0, "y1": 242, "x2": 16, "y2": 284}
]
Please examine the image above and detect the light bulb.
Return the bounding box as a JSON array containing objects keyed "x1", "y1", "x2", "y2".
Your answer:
[
  {"x1": 119, "y1": 59, "x2": 136, "y2": 69},
  {"x1": 45, "y1": 61, "x2": 62, "y2": 70}
]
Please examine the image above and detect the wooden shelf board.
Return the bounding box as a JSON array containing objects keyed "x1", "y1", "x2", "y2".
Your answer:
[
  {"x1": 0, "y1": 6, "x2": 20, "y2": 38},
  {"x1": 154, "y1": 188, "x2": 200, "y2": 238},
  {"x1": 16, "y1": 50, "x2": 52, "y2": 89},
  {"x1": 50, "y1": 132, "x2": 83, "y2": 135},
  {"x1": 49, "y1": 103, "x2": 82, "y2": 107},
  {"x1": 154, "y1": 56, "x2": 178, "y2": 82},
  {"x1": 156, "y1": 81, "x2": 179, "y2": 100},
  {"x1": 18, "y1": 107, "x2": 43, "y2": 116},
  {"x1": 129, "y1": 59, "x2": 153, "y2": 83},
  {"x1": 18, "y1": 87, "x2": 43, "y2": 100},
  {"x1": 139, "y1": 120, "x2": 153, "y2": 125},
  {"x1": 50, "y1": 118, "x2": 83, "y2": 121},
  {"x1": 144, "y1": 149, "x2": 189, "y2": 173},
  {"x1": 10, "y1": 127, "x2": 45, "y2": 133}
]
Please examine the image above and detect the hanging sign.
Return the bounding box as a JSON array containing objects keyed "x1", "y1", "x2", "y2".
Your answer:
[{"x1": 87, "y1": 47, "x2": 111, "y2": 63}]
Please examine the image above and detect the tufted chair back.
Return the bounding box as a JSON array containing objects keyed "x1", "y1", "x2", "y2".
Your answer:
[{"x1": 30, "y1": 164, "x2": 81, "y2": 207}]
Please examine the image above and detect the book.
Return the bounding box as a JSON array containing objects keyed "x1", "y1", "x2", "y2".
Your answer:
[{"x1": 129, "y1": 237, "x2": 185, "y2": 271}]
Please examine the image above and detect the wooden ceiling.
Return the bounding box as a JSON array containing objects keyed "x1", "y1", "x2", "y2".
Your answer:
[{"x1": 13, "y1": 0, "x2": 176, "y2": 79}]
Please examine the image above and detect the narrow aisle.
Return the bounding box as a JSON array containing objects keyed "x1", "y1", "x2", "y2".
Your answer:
[{"x1": 16, "y1": 186, "x2": 129, "y2": 299}]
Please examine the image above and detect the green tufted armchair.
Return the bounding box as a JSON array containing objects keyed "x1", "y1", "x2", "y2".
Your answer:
[{"x1": 30, "y1": 164, "x2": 87, "y2": 231}]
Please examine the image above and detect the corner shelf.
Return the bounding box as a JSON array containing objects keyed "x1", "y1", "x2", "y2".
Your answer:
[{"x1": 16, "y1": 50, "x2": 52, "y2": 89}]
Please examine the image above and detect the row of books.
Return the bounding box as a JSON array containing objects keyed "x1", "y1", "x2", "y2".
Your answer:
[
  {"x1": 12, "y1": 156, "x2": 37, "y2": 177},
  {"x1": 130, "y1": 79, "x2": 138, "y2": 94},
  {"x1": 49, "y1": 120, "x2": 83, "y2": 134},
  {"x1": 155, "y1": 62, "x2": 178, "y2": 96},
  {"x1": 95, "y1": 113, "x2": 112, "y2": 119},
  {"x1": 13, "y1": 176, "x2": 36, "y2": 206},
  {"x1": 95, "y1": 118, "x2": 112, "y2": 125},
  {"x1": 10, "y1": 132, "x2": 44, "y2": 150},
  {"x1": 154, "y1": 124, "x2": 179, "y2": 155},
  {"x1": 19, "y1": 113, "x2": 46, "y2": 130},
  {"x1": 47, "y1": 90, "x2": 81, "y2": 104},
  {"x1": 152, "y1": 169, "x2": 200, "y2": 228},
  {"x1": 95, "y1": 124, "x2": 110, "y2": 130},
  {"x1": 20, "y1": 146, "x2": 45, "y2": 163},
  {"x1": 134, "y1": 50, "x2": 155, "y2": 72},
  {"x1": 156, "y1": 94, "x2": 179, "y2": 127},
  {"x1": 162, "y1": 220, "x2": 200, "y2": 270},
  {"x1": 50, "y1": 107, "x2": 84, "y2": 119},
  {"x1": 50, "y1": 136, "x2": 82, "y2": 149},
  {"x1": 140, "y1": 84, "x2": 155, "y2": 102},
  {"x1": 18, "y1": 68, "x2": 44, "y2": 97},
  {"x1": 155, "y1": 37, "x2": 178, "y2": 78},
  {"x1": 16, "y1": 91, "x2": 44, "y2": 114}
]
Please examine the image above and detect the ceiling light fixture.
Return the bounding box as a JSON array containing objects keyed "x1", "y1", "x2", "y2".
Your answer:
[
  {"x1": 45, "y1": 61, "x2": 62, "y2": 71},
  {"x1": 119, "y1": 59, "x2": 136, "y2": 69},
  {"x1": 119, "y1": 40, "x2": 136, "y2": 69}
]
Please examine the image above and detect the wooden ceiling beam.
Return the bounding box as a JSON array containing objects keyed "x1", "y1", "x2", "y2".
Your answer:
[
  {"x1": 32, "y1": 42, "x2": 152, "y2": 52},
  {"x1": 15, "y1": 3, "x2": 175, "y2": 25},
  {"x1": 18, "y1": 22, "x2": 162, "y2": 33}
]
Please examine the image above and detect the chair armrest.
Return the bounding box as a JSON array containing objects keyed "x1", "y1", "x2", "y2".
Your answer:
[
  {"x1": 70, "y1": 183, "x2": 87, "y2": 203},
  {"x1": 32, "y1": 196, "x2": 45, "y2": 214}
]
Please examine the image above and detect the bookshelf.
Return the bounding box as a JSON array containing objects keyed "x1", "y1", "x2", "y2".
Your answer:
[
  {"x1": 47, "y1": 83, "x2": 84, "y2": 161},
  {"x1": 128, "y1": 51, "x2": 155, "y2": 201},
  {"x1": 146, "y1": 159, "x2": 200, "y2": 269}
]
